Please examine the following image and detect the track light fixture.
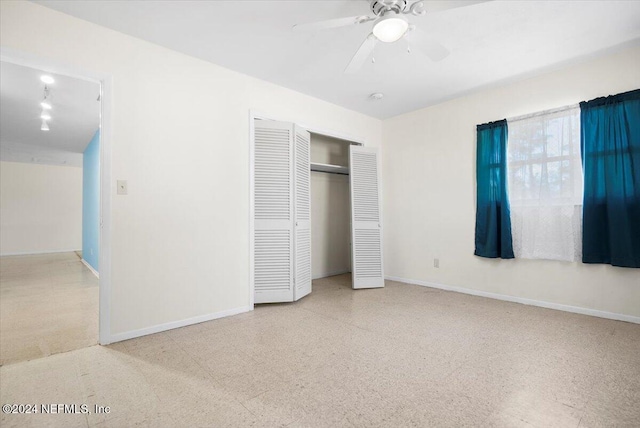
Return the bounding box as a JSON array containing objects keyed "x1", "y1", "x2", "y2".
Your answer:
[
  {"x1": 40, "y1": 85, "x2": 52, "y2": 131},
  {"x1": 41, "y1": 86, "x2": 52, "y2": 110}
]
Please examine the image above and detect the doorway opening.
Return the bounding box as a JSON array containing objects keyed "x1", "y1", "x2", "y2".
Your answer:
[
  {"x1": 309, "y1": 133, "x2": 353, "y2": 281},
  {"x1": 0, "y1": 52, "x2": 111, "y2": 362}
]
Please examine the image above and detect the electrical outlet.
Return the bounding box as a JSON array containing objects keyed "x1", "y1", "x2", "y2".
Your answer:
[
  {"x1": 117, "y1": 180, "x2": 128, "y2": 195},
  {"x1": 434, "y1": 258, "x2": 439, "y2": 268}
]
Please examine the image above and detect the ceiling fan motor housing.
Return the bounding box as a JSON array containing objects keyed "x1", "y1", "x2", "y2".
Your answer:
[{"x1": 370, "y1": 0, "x2": 408, "y2": 16}]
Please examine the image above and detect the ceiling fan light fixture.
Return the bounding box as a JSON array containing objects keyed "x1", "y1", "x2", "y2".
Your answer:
[{"x1": 372, "y1": 14, "x2": 408, "y2": 43}]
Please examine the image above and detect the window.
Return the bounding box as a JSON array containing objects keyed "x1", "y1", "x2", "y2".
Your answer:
[{"x1": 507, "y1": 106, "x2": 583, "y2": 262}]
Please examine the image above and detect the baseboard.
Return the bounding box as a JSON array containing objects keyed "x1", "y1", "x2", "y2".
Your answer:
[
  {"x1": 385, "y1": 275, "x2": 640, "y2": 325},
  {"x1": 106, "y1": 305, "x2": 253, "y2": 344},
  {"x1": 313, "y1": 269, "x2": 351, "y2": 280},
  {"x1": 80, "y1": 259, "x2": 99, "y2": 278},
  {"x1": 0, "y1": 248, "x2": 82, "y2": 257}
]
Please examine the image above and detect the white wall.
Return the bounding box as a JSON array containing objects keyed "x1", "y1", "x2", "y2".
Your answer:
[
  {"x1": 0, "y1": 1, "x2": 382, "y2": 339},
  {"x1": 382, "y1": 45, "x2": 640, "y2": 319},
  {"x1": 0, "y1": 161, "x2": 82, "y2": 255},
  {"x1": 310, "y1": 134, "x2": 352, "y2": 279}
]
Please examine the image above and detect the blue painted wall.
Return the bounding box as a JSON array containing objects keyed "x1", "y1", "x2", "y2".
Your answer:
[{"x1": 82, "y1": 130, "x2": 100, "y2": 272}]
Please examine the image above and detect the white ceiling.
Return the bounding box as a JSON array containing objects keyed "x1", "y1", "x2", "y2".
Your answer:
[
  {"x1": 34, "y1": 0, "x2": 640, "y2": 119},
  {"x1": 0, "y1": 61, "x2": 100, "y2": 167}
]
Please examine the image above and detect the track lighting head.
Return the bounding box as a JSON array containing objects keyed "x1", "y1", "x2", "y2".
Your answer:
[{"x1": 41, "y1": 86, "x2": 52, "y2": 109}]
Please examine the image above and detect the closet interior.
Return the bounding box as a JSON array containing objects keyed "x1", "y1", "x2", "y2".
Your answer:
[{"x1": 310, "y1": 133, "x2": 353, "y2": 280}]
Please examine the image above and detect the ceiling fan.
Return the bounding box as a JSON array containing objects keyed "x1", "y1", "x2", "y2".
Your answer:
[{"x1": 293, "y1": 0, "x2": 468, "y2": 74}]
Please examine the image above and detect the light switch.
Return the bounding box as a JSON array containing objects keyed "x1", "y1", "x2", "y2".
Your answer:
[{"x1": 117, "y1": 180, "x2": 128, "y2": 195}]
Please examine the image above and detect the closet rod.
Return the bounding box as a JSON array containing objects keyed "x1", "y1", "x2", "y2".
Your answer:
[
  {"x1": 311, "y1": 170, "x2": 349, "y2": 176},
  {"x1": 310, "y1": 162, "x2": 349, "y2": 176}
]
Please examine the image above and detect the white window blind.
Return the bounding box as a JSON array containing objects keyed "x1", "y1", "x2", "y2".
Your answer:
[{"x1": 507, "y1": 106, "x2": 583, "y2": 262}]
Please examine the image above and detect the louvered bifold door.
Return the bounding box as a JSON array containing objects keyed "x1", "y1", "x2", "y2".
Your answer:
[
  {"x1": 293, "y1": 126, "x2": 312, "y2": 301},
  {"x1": 349, "y1": 146, "x2": 385, "y2": 289},
  {"x1": 254, "y1": 120, "x2": 294, "y2": 303}
]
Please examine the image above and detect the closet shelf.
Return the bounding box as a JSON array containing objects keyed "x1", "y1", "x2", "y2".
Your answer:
[{"x1": 310, "y1": 162, "x2": 349, "y2": 175}]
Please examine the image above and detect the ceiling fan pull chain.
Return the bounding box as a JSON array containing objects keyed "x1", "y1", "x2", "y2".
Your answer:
[{"x1": 405, "y1": 24, "x2": 414, "y2": 55}]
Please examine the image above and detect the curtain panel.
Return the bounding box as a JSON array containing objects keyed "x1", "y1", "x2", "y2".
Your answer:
[
  {"x1": 507, "y1": 107, "x2": 583, "y2": 262},
  {"x1": 580, "y1": 89, "x2": 640, "y2": 268},
  {"x1": 475, "y1": 119, "x2": 514, "y2": 259}
]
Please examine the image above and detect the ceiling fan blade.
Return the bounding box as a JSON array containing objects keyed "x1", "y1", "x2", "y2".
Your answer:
[
  {"x1": 293, "y1": 15, "x2": 373, "y2": 32},
  {"x1": 344, "y1": 33, "x2": 377, "y2": 74},
  {"x1": 407, "y1": 27, "x2": 450, "y2": 62}
]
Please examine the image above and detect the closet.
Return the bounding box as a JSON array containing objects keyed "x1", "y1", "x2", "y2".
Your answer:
[
  {"x1": 253, "y1": 119, "x2": 383, "y2": 304},
  {"x1": 310, "y1": 133, "x2": 351, "y2": 281}
]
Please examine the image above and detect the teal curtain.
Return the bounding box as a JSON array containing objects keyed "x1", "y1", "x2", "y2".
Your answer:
[
  {"x1": 475, "y1": 119, "x2": 514, "y2": 259},
  {"x1": 580, "y1": 89, "x2": 640, "y2": 268}
]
